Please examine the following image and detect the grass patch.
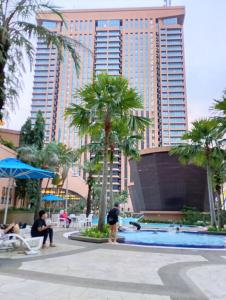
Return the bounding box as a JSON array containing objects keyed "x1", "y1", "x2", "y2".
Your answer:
[{"x1": 83, "y1": 225, "x2": 110, "y2": 238}]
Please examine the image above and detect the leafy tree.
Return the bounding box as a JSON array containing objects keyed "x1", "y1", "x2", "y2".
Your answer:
[
  {"x1": 82, "y1": 160, "x2": 102, "y2": 217},
  {"x1": 170, "y1": 118, "x2": 225, "y2": 227},
  {"x1": 17, "y1": 142, "x2": 78, "y2": 219},
  {"x1": 17, "y1": 111, "x2": 45, "y2": 209},
  {"x1": 114, "y1": 190, "x2": 128, "y2": 205},
  {"x1": 65, "y1": 73, "x2": 150, "y2": 231},
  {"x1": 17, "y1": 143, "x2": 59, "y2": 219},
  {"x1": 0, "y1": 0, "x2": 81, "y2": 119},
  {"x1": 33, "y1": 111, "x2": 45, "y2": 150},
  {"x1": 50, "y1": 143, "x2": 78, "y2": 205},
  {"x1": 19, "y1": 118, "x2": 33, "y2": 146}
]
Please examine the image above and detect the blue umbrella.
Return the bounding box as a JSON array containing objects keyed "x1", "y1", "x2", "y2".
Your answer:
[
  {"x1": 0, "y1": 158, "x2": 55, "y2": 224},
  {"x1": 42, "y1": 194, "x2": 65, "y2": 215},
  {"x1": 42, "y1": 194, "x2": 65, "y2": 201},
  {"x1": 0, "y1": 158, "x2": 54, "y2": 179}
]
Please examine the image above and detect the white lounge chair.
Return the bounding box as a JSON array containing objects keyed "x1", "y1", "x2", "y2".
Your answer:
[{"x1": 5, "y1": 234, "x2": 44, "y2": 255}]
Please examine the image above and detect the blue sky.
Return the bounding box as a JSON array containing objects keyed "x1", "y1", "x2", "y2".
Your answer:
[{"x1": 6, "y1": 0, "x2": 226, "y2": 130}]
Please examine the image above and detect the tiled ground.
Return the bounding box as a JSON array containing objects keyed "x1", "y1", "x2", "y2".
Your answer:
[{"x1": 0, "y1": 231, "x2": 226, "y2": 299}]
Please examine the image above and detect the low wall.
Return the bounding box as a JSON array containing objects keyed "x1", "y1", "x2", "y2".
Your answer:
[
  {"x1": 141, "y1": 211, "x2": 183, "y2": 222},
  {"x1": 0, "y1": 211, "x2": 34, "y2": 225}
]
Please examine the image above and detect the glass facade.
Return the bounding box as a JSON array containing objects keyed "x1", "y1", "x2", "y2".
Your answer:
[
  {"x1": 31, "y1": 7, "x2": 187, "y2": 198},
  {"x1": 158, "y1": 22, "x2": 186, "y2": 146}
]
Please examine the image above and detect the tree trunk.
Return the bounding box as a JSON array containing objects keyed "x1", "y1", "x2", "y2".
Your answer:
[
  {"x1": 34, "y1": 179, "x2": 43, "y2": 221},
  {"x1": 216, "y1": 184, "x2": 224, "y2": 229},
  {"x1": 216, "y1": 191, "x2": 223, "y2": 229},
  {"x1": 0, "y1": 29, "x2": 10, "y2": 118},
  {"x1": 206, "y1": 165, "x2": 217, "y2": 226},
  {"x1": 109, "y1": 160, "x2": 113, "y2": 208},
  {"x1": 98, "y1": 134, "x2": 109, "y2": 231},
  {"x1": 86, "y1": 175, "x2": 92, "y2": 218},
  {"x1": 45, "y1": 178, "x2": 50, "y2": 193}
]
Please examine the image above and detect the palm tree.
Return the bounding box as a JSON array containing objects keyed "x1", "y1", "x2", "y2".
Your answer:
[
  {"x1": 210, "y1": 148, "x2": 226, "y2": 228},
  {"x1": 0, "y1": 0, "x2": 82, "y2": 119},
  {"x1": 55, "y1": 143, "x2": 78, "y2": 188},
  {"x1": 44, "y1": 143, "x2": 78, "y2": 205},
  {"x1": 213, "y1": 92, "x2": 226, "y2": 136},
  {"x1": 170, "y1": 118, "x2": 224, "y2": 227},
  {"x1": 65, "y1": 73, "x2": 150, "y2": 231}
]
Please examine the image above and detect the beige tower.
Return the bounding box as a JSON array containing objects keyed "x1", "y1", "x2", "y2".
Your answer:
[{"x1": 31, "y1": 6, "x2": 187, "y2": 209}]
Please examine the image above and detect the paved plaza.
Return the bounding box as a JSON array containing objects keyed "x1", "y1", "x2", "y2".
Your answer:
[{"x1": 0, "y1": 231, "x2": 226, "y2": 299}]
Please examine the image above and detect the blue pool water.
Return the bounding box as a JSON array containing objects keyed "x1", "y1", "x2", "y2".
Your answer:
[
  {"x1": 92, "y1": 217, "x2": 190, "y2": 229},
  {"x1": 119, "y1": 230, "x2": 226, "y2": 248}
]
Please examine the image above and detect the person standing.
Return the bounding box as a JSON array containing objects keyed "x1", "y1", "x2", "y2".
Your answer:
[
  {"x1": 31, "y1": 210, "x2": 56, "y2": 248},
  {"x1": 107, "y1": 203, "x2": 120, "y2": 244}
]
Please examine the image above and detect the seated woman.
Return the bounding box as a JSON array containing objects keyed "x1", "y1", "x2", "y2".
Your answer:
[
  {"x1": 59, "y1": 210, "x2": 71, "y2": 228},
  {"x1": 0, "y1": 223, "x2": 20, "y2": 237},
  {"x1": 31, "y1": 210, "x2": 56, "y2": 249}
]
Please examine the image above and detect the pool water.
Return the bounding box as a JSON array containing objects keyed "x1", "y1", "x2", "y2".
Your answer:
[
  {"x1": 92, "y1": 217, "x2": 190, "y2": 229},
  {"x1": 119, "y1": 230, "x2": 226, "y2": 248}
]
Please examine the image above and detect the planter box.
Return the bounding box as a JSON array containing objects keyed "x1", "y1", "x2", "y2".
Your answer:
[{"x1": 69, "y1": 233, "x2": 125, "y2": 244}]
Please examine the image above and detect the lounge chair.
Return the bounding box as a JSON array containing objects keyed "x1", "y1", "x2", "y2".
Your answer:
[{"x1": 2, "y1": 233, "x2": 44, "y2": 255}]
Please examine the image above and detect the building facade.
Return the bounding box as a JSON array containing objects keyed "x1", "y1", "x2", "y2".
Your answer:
[
  {"x1": 31, "y1": 6, "x2": 187, "y2": 205},
  {"x1": 129, "y1": 147, "x2": 208, "y2": 216}
]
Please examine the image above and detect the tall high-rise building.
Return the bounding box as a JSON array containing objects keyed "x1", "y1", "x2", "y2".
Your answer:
[{"x1": 31, "y1": 6, "x2": 187, "y2": 206}]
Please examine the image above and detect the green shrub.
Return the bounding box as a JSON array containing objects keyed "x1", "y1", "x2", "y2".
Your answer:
[
  {"x1": 83, "y1": 225, "x2": 110, "y2": 238},
  {"x1": 181, "y1": 206, "x2": 210, "y2": 226},
  {"x1": 138, "y1": 218, "x2": 172, "y2": 224},
  {"x1": 208, "y1": 226, "x2": 226, "y2": 232},
  {"x1": 208, "y1": 226, "x2": 218, "y2": 232}
]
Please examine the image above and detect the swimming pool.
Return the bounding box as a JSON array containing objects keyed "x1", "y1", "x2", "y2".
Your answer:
[
  {"x1": 118, "y1": 230, "x2": 226, "y2": 249},
  {"x1": 92, "y1": 217, "x2": 190, "y2": 229}
]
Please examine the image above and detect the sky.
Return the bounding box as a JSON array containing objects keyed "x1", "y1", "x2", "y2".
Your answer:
[{"x1": 5, "y1": 0, "x2": 226, "y2": 130}]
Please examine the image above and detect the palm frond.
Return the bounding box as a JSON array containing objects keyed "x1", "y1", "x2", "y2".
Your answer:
[
  {"x1": 16, "y1": 21, "x2": 81, "y2": 73},
  {"x1": 6, "y1": 1, "x2": 64, "y2": 27}
]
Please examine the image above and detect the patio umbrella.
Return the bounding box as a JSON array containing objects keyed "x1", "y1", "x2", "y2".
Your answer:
[
  {"x1": 0, "y1": 157, "x2": 55, "y2": 224},
  {"x1": 42, "y1": 194, "x2": 65, "y2": 215},
  {"x1": 42, "y1": 194, "x2": 65, "y2": 201}
]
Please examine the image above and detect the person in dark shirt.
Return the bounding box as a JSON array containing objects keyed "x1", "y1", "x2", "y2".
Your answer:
[
  {"x1": 31, "y1": 210, "x2": 55, "y2": 248},
  {"x1": 107, "y1": 203, "x2": 120, "y2": 244},
  {"x1": 129, "y1": 221, "x2": 141, "y2": 230}
]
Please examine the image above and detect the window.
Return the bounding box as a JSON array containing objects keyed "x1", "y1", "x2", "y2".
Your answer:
[
  {"x1": 168, "y1": 68, "x2": 183, "y2": 73},
  {"x1": 163, "y1": 17, "x2": 177, "y2": 25},
  {"x1": 167, "y1": 34, "x2": 181, "y2": 39},
  {"x1": 96, "y1": 20, "x2": 121, "y2": 28},
  {"x1": 135, "y1": 19, "x2": 139, "y2": 28},
  {"x1": 125, "y1": 19, "x2": 129, "y2": 29},
  {"x1": 167, "y1": 29, "x2": 181, "y2": 34},
  {"x1": 170, "y1": 130, "x2": 186, "y2": 136},
  {"x1": 32, "y1": 94, "x2": 52, "y2": 99},
  {"x1": 140, "y1": 19, "x2": 143, "y2": 28},
  {"x1": 89, "y1": 20, "x2": 93, "y2": 31},
  {"x1": 34, "y1": 71, "x2": 50, "y2": 77},
  {"x1": 34, "y1": 76, "x2": 49, "y2": 81},
  {"x1": 42, "y1": 21, "x2": 57, "y2": 29},
  {"x1": 169, "y1": 92, "x2": 184, "y2": 97},
  {"x1": 113, "y1": 185, "x2": 120, "y2": 191},
  {"x1": 168, "y1": 86, "x2": 184, "y2": 91}
]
